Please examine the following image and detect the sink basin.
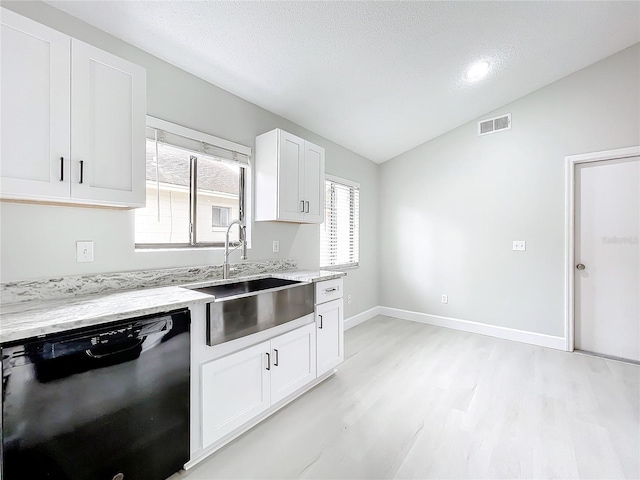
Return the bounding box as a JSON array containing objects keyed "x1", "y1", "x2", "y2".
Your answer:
[
  {"x1": 190, "y1": 277, "x2": 302, "y2": 301},
  {"x1": 192, "y1": 277, "x2": 315, "y2": 346}
]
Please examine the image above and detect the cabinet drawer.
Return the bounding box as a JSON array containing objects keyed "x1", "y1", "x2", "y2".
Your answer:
[{"x1": 315, "y1": 278, "x2": 343, "y2": 304}]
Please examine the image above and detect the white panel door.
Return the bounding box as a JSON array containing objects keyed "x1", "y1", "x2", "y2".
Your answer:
[
  {"x1": 71, "y1": 39, "x2": 146, "y2": 207},
  {"x1": 575, "y1": 157, "x2": 640, "y2": 362},
  {"x1": 270, "y1": 323, "x2": 316, "y2": 404},
  {"x1": 277, "y1": 131, "x2": 304, "y2": 221},
  {"x1": 201, "y1": 341, "x2": 271, "y2": 448},
  {"x1": 302, "y1": 141, "x2": 325, "y2": 223},
  {"x1": 0, "y1": 8, "x2": 70, "y2": 199},
  {"x1": 316, "y1": 298, "x2": 344, "y2": 377}
]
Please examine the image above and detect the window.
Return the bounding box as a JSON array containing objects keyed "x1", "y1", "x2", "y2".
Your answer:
[
  {"x1": 211, "y1": 206, "x2": 231, "y2": 228},
  {"x1": 320, "y1": 175, "x2": 360, "y2": 268},
  {"x1": 135, "y1": 117, "x2": 251, "y2": 248}
]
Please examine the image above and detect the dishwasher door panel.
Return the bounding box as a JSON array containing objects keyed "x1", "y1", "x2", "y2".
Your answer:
[{"x1": 1, "y1": 309, "x2": 190, "y2": 480}]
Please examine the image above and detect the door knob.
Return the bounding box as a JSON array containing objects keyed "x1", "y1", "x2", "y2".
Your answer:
[{"x1": 576, "y1": 264, "x2": 586, "y2": 270}]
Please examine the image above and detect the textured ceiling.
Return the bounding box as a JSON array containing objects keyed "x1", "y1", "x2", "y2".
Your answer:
[{"x1": 47, "y1": 1, "x2": 640, "y2": 163}]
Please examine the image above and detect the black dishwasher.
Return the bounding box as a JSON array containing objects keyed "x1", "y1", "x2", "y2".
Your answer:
[{"x1": 1, "y1": 308, "x2": 191, "y2": 480}]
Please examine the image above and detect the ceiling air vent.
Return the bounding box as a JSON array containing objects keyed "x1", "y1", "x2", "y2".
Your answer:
[{"x1": 478, "y1": 113, "x2": 511, "y2": 136}]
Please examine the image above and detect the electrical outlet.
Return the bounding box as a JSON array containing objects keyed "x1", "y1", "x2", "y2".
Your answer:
[
  {"x1": 272, "y1": 240, "x2": 279, "y2": 253},
  {"x1": 76, "y1": 241, "x2": 94, "y2": 262},
  {"x1": 441, "y1": 294, "x2": 448, "y2": 304},
  {"x1": 347, "y1": 295, "x2": 352, "y2": 304},
  {"x1": 513, "y1": 240, "x2": 526, "y2": 251}
]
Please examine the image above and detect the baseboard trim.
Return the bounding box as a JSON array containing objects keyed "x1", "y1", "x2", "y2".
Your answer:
[
  {"x1": 344, "y1": 306, "x2": 381, "y2": 330},
  {"x1": 378, "y1": 306, "x2": 566, "y2": 350}
]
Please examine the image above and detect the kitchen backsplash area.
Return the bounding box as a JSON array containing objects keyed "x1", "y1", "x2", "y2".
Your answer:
[{"x1": 1, "y1": 259, "x2": 297, "y2": 305}]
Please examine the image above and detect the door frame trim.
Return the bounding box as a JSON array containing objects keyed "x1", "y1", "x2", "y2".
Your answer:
[{"x1": 564, "y1": 145, "x2": 640, "y2": 352}]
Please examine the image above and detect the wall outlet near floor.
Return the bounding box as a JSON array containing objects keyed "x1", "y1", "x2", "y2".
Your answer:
[
  {"x1": 76, "y1": 241, "x2": 94, "y2": 262},
  {"x1": 441, "y1": 294, "x2": 448, "y2": 304},
  {"x1": 513, "y1": 240, "x2": 526, "y2": 251},
  {"x1": 272, "y1": 240, "x2": 279, "y2": 253},
  {"x1": 347, "y1": 295, "x2": 352, "y2": 304}
]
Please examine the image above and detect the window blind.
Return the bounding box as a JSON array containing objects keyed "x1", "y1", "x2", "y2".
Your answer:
[
  {"x1": 320, "y1": 177, "x2": 359, "y2": 268},
  {"x1": 146, "y1": 127, "x2": 250, "y2": 167}
]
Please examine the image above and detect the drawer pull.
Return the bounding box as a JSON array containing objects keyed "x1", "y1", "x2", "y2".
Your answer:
[{"x1": 324, "y1": 287, "x2": 338, "y2": 293}]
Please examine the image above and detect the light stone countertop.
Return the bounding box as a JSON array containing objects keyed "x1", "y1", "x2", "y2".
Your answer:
[{"x1": 0, "y1": 269, "x2": 345, "y2": 344}]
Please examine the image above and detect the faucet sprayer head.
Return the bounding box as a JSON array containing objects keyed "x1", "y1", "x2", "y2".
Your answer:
[{"x1": 240, "y1": 225, "x2": 248, "y2": 260}]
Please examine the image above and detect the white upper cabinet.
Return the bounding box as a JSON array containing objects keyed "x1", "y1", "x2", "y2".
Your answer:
[
  {"x1": 70, "y1": 40, "x2": 146, "y2": 206},
  {"x1": 303, "y1": 141, "x2": 324, "y2": 223},
  {"x1": 0, "y1": 8, "x2": 71, "y2": 199},
  {"x1": 255, "y1": 128, "x2": 325, "y2": 223},
  {"x1": 0, "y1": 9, "x2": 146, "y2": 208}
]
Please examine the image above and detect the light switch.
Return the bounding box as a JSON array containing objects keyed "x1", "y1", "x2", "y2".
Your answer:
[
  {"x1": 272, "y1": 240, "x2": 280, "y2": 253},
  {"x1": 513, "y1": 240, "x2": 526, "y2": 251},
  {"x1": 77, "y1": 241, "x2": 94, "y2": 262}
]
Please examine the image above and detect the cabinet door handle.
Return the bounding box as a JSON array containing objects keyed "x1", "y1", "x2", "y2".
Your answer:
[
  {"x1": 319, "y1": 314, "x2": 323, "y2": 329},
  {"x1": 79, "y1": 160, "x2": 84, "y2": 184},
  {"x1": 305, "y1": 201, "x2": 310, "y2": 213},
  {"x1": 265, "y1": 352, "x2": 271, "y2": 370},
  {"x1": 273, "y1": 349, "x2": 279, "y2": 366},
  {"x1": 59, "y1": 157, "x2": 64, "y2": 181},
  {"x1": 300, "y1": 200, "x2": 305, "y2": 212}
]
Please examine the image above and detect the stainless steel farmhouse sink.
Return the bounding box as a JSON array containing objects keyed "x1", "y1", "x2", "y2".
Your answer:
[
  {"x1": 189, "y1": 278, "x2": 314, "y2": 346},
  {"x1": 190, "y1": 277, "x2": 302, "y2": 301}
]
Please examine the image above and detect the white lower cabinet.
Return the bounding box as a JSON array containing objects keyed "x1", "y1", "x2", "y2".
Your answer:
[
  {"x1": 201, "y1": 341, "x2": 271, "y2": 449},
  {"x1": 200, "y1": 323, "x2": 316, "y2": 449},
  {"x1": 270, "y1": 324, "x2": 317, "y2": 404},
  {"x1": 316, "y1": 298, "x2": 344, "y2": 377}
]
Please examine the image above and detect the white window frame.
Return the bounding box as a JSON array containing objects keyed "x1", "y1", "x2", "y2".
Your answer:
[
  {"x1": 136, "y1": 116, "x2": 252, "y2": 249},
  {"x1": 320, "y1": 174, "x2": 360, "y2": 270}
]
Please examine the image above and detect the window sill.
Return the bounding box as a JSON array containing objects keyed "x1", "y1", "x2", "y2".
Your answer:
[{"x1": 135, "y1": 245, "x2": 252, "y2": 253}]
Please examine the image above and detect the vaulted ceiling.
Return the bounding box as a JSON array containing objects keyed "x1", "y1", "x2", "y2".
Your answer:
[{"x1": 48, "y1": 1, "x2": 640, "y2": 163}]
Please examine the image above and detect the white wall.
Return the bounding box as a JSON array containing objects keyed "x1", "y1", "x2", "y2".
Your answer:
[
  {"x1": 0, "y1": 2, "x2": 379, "y2": 320},
  {"x1": 378, "y1": 44, "x2": 640, "y2": 337}
]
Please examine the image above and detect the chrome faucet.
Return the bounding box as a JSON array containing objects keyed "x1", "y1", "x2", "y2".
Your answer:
[{"x1": 223, "y1": 219, "x2": 247, "y2": 279}]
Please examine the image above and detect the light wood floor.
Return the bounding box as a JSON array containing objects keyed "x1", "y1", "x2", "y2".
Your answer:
[{"x1": 178, "y1": 315, "x2": 640, "y2": 479}]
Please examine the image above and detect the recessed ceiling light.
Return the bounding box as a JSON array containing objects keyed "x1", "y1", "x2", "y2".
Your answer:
[{"x1": 466, "y1": 61, "x2": 490, "y2": 81}]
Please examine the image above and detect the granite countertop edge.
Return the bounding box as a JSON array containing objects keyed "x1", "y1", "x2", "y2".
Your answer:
[{"x1": 0, "y1": 270, "x2": 346, "y2": 344}]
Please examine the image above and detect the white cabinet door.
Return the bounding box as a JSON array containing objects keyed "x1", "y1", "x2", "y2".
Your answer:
[
  {"x1": 201, "y1": 341, "x2": 271, "y2": 449},
  {"x1": 71, "y1": 39, "x2": 146, "y2": 207},
  {"x1": 270, "y1": 323, "x2": 316, "y2": 404},
  {"x1": 255, "y1": 128, "x2": 325, "y2": 223},
  {"x1": 302, "y1": 141, "x2": 325, "y2": 223},
  {"x1": 0, "y1": 8, "x2": 71, "y2": 200},
  {"x1": 316, "y1": 298, "x2": 344, "y2": 377},
  {"x1": 277, "y1": 130, "x2": 304, "y2": 222}
]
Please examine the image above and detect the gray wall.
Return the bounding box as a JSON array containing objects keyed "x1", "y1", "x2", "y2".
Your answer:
[
  {"x1": 0, "y1": 2, "x2": 379, "y2": 320},
  {"x1": 378, "y1": 44, "x2": 640, "y2": 337}
]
